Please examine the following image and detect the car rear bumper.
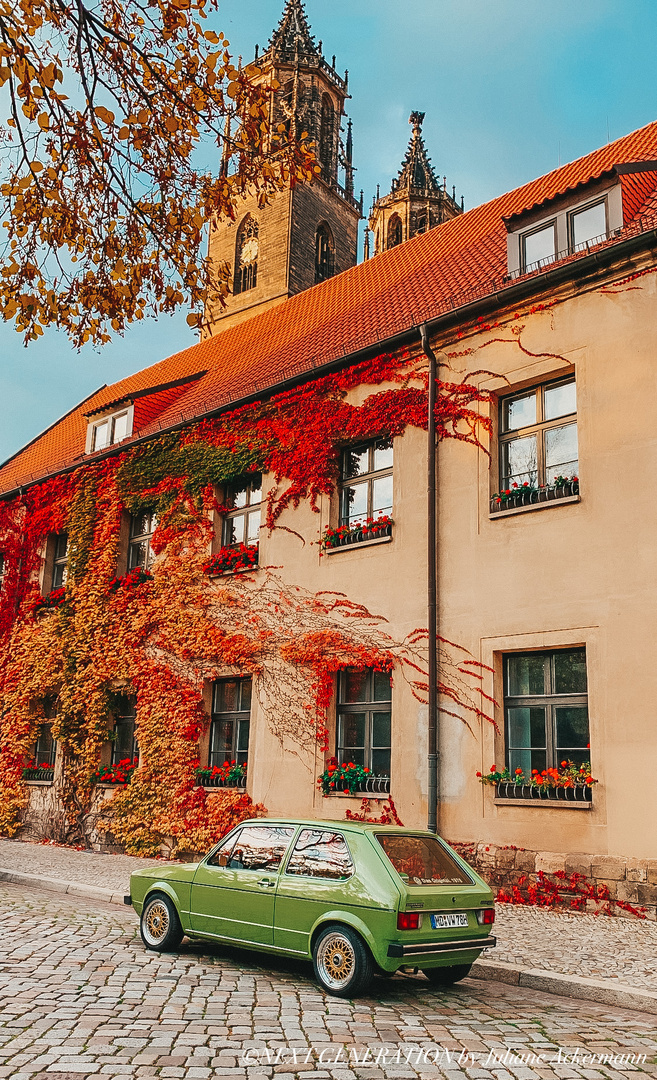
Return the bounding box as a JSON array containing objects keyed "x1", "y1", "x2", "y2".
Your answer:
[{"x1": 387, "y1": 934, "x2": 496, "y2": 958}]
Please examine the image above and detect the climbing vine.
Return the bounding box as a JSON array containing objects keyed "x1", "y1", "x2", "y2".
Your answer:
[{"x1": 0, "y1": 351, "x2": 494, "y2": 855}]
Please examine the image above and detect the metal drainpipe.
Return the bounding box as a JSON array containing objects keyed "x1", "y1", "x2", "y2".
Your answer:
[{"x1": 420, "y1": 324, "x2": 439, "y2": 834}]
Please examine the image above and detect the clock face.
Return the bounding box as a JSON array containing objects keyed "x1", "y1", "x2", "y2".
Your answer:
[{"x1": 241, "y1": 238, "x2": 259, "y2": 266}]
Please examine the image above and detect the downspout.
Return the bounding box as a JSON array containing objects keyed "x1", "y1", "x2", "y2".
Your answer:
[{"x1": 420, "y1": 324, "x2": 439, "y2": 834}]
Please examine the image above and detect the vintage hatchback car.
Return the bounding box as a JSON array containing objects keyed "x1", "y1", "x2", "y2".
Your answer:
[{"x1": 127, "y1": 819, "x2": 495, "y2": 997}]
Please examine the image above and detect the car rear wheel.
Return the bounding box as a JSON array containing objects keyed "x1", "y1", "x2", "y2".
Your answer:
[
  {"x1": 140, "y1": 893, "x2": 184, "y2": 952},
  {"x1": 425, "y1": 963, "x2": 472, "y2": 986},
  {"x1": 313, "y1": 924, "x2": 373, "y2": 998}
]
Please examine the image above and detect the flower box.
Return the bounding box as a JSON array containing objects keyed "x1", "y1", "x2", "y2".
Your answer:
[
  {"x1": 329, "y1": 775, "x2": 391, "y2": 795},
  {"x1": 203, "y1": 543, "x2": 259, "y2": 576},
  {"x1": 321, "y1": 516, "x2": 393, "y2": 550},
  {"x1": 491, "y1": 477, "x2": 579, "y2": 514},
  {"x1": 23, "y1": 767, "x2": 54, "y2": 782},
  {"x1": 195, "y1": 775, "x2": 247, "y2": 789},
  {"x1": 195, "y1": 762, "x2": 247, "y2": 789},
  {"x1": 495, "y1": 781, "x2": 592, "y2": 803}
]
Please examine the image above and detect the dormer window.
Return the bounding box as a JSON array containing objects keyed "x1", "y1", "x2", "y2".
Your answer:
[
  {"x1": 570, "y1": 198, "x2": 607, "y2": 250},
  {"x1": 521, "y1": 222, "x2": 556, "y2": 272},
  {"x1": 86, "y1": 406, "x2": 133, "y2": 454}
]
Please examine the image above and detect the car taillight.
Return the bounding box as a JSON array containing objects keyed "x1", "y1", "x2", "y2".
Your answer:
[
  {"x1": 397, "y1": 911, "x2": 420, "y2": 930},
  {"x1": 477, "y1": 908, "x2": 495, "y2": 925}
]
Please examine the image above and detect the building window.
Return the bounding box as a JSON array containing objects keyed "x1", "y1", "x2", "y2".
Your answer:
[
  {"x1": 569, "y1": 198, "x2": 607, "y2": 251},
  {"x1": 499, "y1": 376, "x2": 577, "y2": 490},
  {"x1": 90, "y1": 409, "x2": 131, "y2": 453},
  {"x1": 340, "y1": 439, "x2": 393, "y2": 527},
  {"x1": 234, "y1": 214, "x2": 259, "y2": 295},
  {"x1": 210, "y1": 678, "x2": 251, "y2": 767},
  {"x1": 521, "y1": 221, "x2": 556, "y2": 272},
  {"x1": 223, "y1": 477, "x2": 261, "y2": 547},
  {"x1": 128, "y1": 511, "x2": 157, "y2": 570},
  {"x1": 319, "y1": 94, "x2": 334, "y2": 177},
  {"x1": 337, "y1": 668, "x2": 391, "y2": 777},
  {"x1": 505, "y1": 648, "x2": 589, "y2": 775},
  {"x1": 315, "y1": 224, "x2": 335, "y2": 283},
  {"x1": 387, "y1": 214, "x2": 402, "y2": 249},
  {"x1": 52, "y1": 532, "x2": 68, "y2": 590},
  {"x1": 111, "y1": 698, "x2": 138, "y2": 765},
  {"x1": 34, "y1": 722, "x2": 57, "y2": 768}
]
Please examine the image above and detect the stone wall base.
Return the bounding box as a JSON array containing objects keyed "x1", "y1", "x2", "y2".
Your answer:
[{"x1": 450, "y1": 840, "x2": 657, "y2": 920}]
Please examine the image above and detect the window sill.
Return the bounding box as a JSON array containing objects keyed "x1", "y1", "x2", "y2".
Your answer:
[
  {"x1": 25, "y1": 779, "x2": 54, "y2": 787},
  {"x1": 489, "y1": 494, "x2": 580, "y2": 519},
  {"x1": 323, "y1": 533, "x2": 392, "y2": 555},
  {"x1": 207, "y1": 566, "x2": 258, "y2": 578},
  {"x1": 493, "y1": 798, "x2": 591, "y2": 810}
]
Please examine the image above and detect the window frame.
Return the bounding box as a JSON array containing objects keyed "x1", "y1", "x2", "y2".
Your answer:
[
  {"x1": 234, "y1": 214, "x2": 259, "y2": 296},
  {"x1": 568, "y1": 196, "x2": 608, "y2": 253},
  {"x1": 336, "y1": 668, "x2": 392, "y2": 778},
  {"x1": 111, "y1": 698, "x2": 138, "y2": 766},
  {"x1": 520, "y1": 219, "x2": 557, "y2": 273},
  {"x1": 34, "y1": 721, "x2": 57, "y2": 768},
  {"x1": 315, "y1": 223, "x2": 335, "y2": 283},
  {"x1": 504, "y1": 648, "x2": 590, "y2": 776},
  {"x1": 338, "y1": 439, "x2": 393, "y2": 528},
  {"x1": 222, "y1": 477, "x2": 262, "y2": 548},
  {"x1": 498, "y1": 375, "x2": 577, "y2": 492},
  {"x1": 52, "y1": 532, "x2": 69, "y2": 590},
  {"x1": 128, "y1": 511, "x2": 158, "y2": 571},
  {"x1": 88, "y1": 408, "x2": 133, "y2": 454},
  {"x1": 209, "y1": 677, "x2": 252, "y2": 767}
]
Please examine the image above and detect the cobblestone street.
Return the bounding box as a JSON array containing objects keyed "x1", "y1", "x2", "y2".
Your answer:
[{"x1": 0, "y1": 883, "x2": 655, "y2": 1080}]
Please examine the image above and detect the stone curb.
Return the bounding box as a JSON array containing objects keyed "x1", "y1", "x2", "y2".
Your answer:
[
  {"x1": 471, "y1": 958, "x2": 657, "y2": 1015},
  {"x1": 0, "y1": 867, "x2": 127, "y2": 907},
  {"x1": 3, "y1": 867, "x2": 657, "y2": 1015}
]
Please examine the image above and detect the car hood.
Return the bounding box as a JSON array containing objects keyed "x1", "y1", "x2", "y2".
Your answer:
[{"x1": 130, "y1": 863, "x2": 199, "y2": 882}]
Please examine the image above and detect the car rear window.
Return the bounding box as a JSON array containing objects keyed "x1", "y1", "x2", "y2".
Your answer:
[{"x1": 376, "y1": 834, "x2": 473, "y2": 886}]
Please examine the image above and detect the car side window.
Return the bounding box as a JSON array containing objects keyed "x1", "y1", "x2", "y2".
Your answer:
[
  {"x1": 206, "y1": 830, "x2": 243, "y2": 868},
  {"x1": 285, "y1": 829, "x2": 354, "y2": 880},
  {"x1": 217, "y1": 825, "x2": 295, "y2": 872}
]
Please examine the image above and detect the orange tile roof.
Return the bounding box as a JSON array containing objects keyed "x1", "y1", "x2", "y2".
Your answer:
[{"x1": 4, "y1": 118, "x2": 657, "y2": 496}]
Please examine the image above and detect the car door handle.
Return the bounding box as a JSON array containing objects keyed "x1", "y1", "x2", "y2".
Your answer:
[{"x1": 257, "y1": 878, "x2": 276, "y2": 888}]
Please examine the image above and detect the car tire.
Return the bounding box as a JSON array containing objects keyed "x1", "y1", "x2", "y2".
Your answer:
[
  {"x1": 425, "y1": 963, "x2": 472, "y2": 986},
  {"x1": 313, "y1": 923, "x2": 373, "y2": 998},
  {"x1": 140, "y1": 892, "x2": 184, "y2": 952}
]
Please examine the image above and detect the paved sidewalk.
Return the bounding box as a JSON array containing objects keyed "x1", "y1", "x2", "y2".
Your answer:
[{"x1": 2, "y1": 838, "x2": 657, "y2": 1014}]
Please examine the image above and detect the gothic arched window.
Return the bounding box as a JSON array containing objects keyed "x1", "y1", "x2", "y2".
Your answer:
[
  {"x1": 234, "y1": 215, "x2": 259, "y2": 295},
  {"x1": 387, "y1": 214, "x2": 403, "y2": 249},
  {"x1": 319, "y1": 94, "x2": 334, "y2": 177},
  {"x1": 315, "y1": 223, "x2": 335, "y2": 283}
]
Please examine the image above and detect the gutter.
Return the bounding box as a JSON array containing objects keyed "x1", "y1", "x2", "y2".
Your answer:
[{"x1": 3, "y1": 223, "x2": 657, "y2": 501}]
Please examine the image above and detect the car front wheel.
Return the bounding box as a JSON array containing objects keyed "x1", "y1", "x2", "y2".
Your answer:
[
  {"x1": 313, "y1": 924, "x2": 373, "y2": 998},
  {"x1": 140, "y1": 893, "x2": 184, "y2": 952},
  {"x1": 425, "y1": 963, "x2": 472, "y2": 986}
]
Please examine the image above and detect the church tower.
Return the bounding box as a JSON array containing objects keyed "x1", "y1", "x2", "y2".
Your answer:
[
  {"x1": 367, "y1": 112, "x2": 463, "y2": 257},
  {"x1": 203, "y1": 0, "x2": 362, "y2": 336}
]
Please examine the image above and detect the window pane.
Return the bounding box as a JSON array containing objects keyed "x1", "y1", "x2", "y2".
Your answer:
[
  {"x1": 571, "y1": 201, "x2": 606, "y2": 248},
  {"x1": 554, "y1": 649, "x2": 587, "y2": 694},
  {"x1": 227, "y1": 514, "x2": 245, "y2": 545},
  {"x1": 52, "y1": 563, "x2": 68, "y2": 590},
  {"x1": 507, "y1": 706, "x2": 546, "y2": 748},
  {"x1": 502, "y1": 434, "x2": 537, "y2": 487},
  {"x1": 338, "y1": 712, "x2": 366, "y2": 749},
  {"x1": 249, "y1": 479, "x2": 262, "y2": 504},
  {"x1": 371, "y1": 747, "x2": 391, "y2": 776},
  {"x1": 55, "y1": 533, "x2": 68, "y2": 560},
  {"x1": 236, "y1": 719, "x2": 250, "y2": 756},
  {"x1": 112, "y1": 412, "x2": 129, "y2": 443},
  {"x1": 233, "y1": 488, "x2": 248, "y2": 509},
  {"x1": 371, "y1": 711, "x2": 391, "y2": 748},
  {"x1": 343, "y1": 447, "x2": 369, "y2": 479},
  {"x1": 229, "y1": 825, "x2": 295, "y2": 872},
  {"x1": 286, "y1": 829, "x2": 354, "y2": 879},
  {"x1": 373, "y1": 670, "x2": 392, "y2": 702},
  {"x1": 341, "y1": 482, "x2": 368, "y2": 524},
  {"x1": 341, "y1": 670, "x2": 369, "y2": 703},
  {"x1": 555, "y1": 706, "x2": 589, "y2": 750},
  {"x1": 239, "y1": 679, "x2": 252, "y2": 712},
  {"x1": 35, "y1": 723, "x2": 55, "y2": 767},
  {"x1": 507, "y1": 654, "x2": 546, "y2": 697},
  {"x1": 544, "y1": 381, "x2": 576, "y2": 420},
  {"x1": 372, "y1": 475, "x2": 393, "y2": 516},
  {"x1": 130, "y1": 513, "x2": 150, "y2": 539},
  {"x1": 509, "y1": 747, "x2": 546, "y2": 774},
  {"x1": 92, "y1": 420, "x2": 109, "y2": 451},
  {"x1": 128, "y1": 540, "x2": 148, "y2": 570},
  {"x1": 210, "y1": 719, "x2": 233, "y2": 763},
  {"x1": 207, "y1": 830, "x2": 241, "y2": 867},
  {"x1": 545, "y1": 423, "x2": 578, "y2": 482},
  {"x1": 373, "y1": 439, "x2": 393, "y2": 472},
  {"x1": 215, "y1": 680, "x2": 239, "y2": 713},
  {"x1": 523, "y1": 223, "x2": 556, "y2": 268},
  {"x1": 503, "y1": 393, "x2": 536, "y2": 432},
  {"x1": 246, "y1": 509, "x2": 260, "y2": 544},
  {"x1": 113, "y1": 718, "x2": 136, "y2": 762}
]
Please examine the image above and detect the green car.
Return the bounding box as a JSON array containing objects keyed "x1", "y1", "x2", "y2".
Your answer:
[{"x1": 127, "y1": 819, "x2": 495, "y2": 997}]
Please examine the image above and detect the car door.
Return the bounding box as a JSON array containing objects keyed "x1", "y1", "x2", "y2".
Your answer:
[
  {"x1": 190, "y1": 824, "x2": 295, "y2": 946},
  {"x1": 274, "y1": 828, "x2": 356, "y2": 953}
]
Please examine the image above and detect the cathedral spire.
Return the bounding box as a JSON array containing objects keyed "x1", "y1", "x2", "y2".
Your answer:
[
  {"x1": 267, "y1": 0, "x2": 319, "y2": 62},
  {"x1": 395, "y1": 112, "x2": 440, "y2": 193}
]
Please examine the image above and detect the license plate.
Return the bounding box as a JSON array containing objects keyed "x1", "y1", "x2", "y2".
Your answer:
[{"x1": 430, "y1": 912, "x2": 468, "y2": 929}]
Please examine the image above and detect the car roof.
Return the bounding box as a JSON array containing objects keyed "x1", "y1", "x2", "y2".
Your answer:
[{"x1": 232, "y1": 817, "x2": 438, "y2": 837}]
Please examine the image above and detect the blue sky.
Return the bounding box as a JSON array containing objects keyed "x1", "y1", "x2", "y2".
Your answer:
[{"x1": 2, "y1": 0, "x2": 657, "y2": 464}]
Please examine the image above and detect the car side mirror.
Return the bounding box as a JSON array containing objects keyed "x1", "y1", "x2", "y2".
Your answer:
[{"x1": 218, "y1": 853, "x2": 229, "y2": 867}]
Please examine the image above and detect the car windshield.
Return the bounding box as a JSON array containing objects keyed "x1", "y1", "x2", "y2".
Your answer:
[{"x1": 376, "y1": 834, "x2": 472, "y2": 886}]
